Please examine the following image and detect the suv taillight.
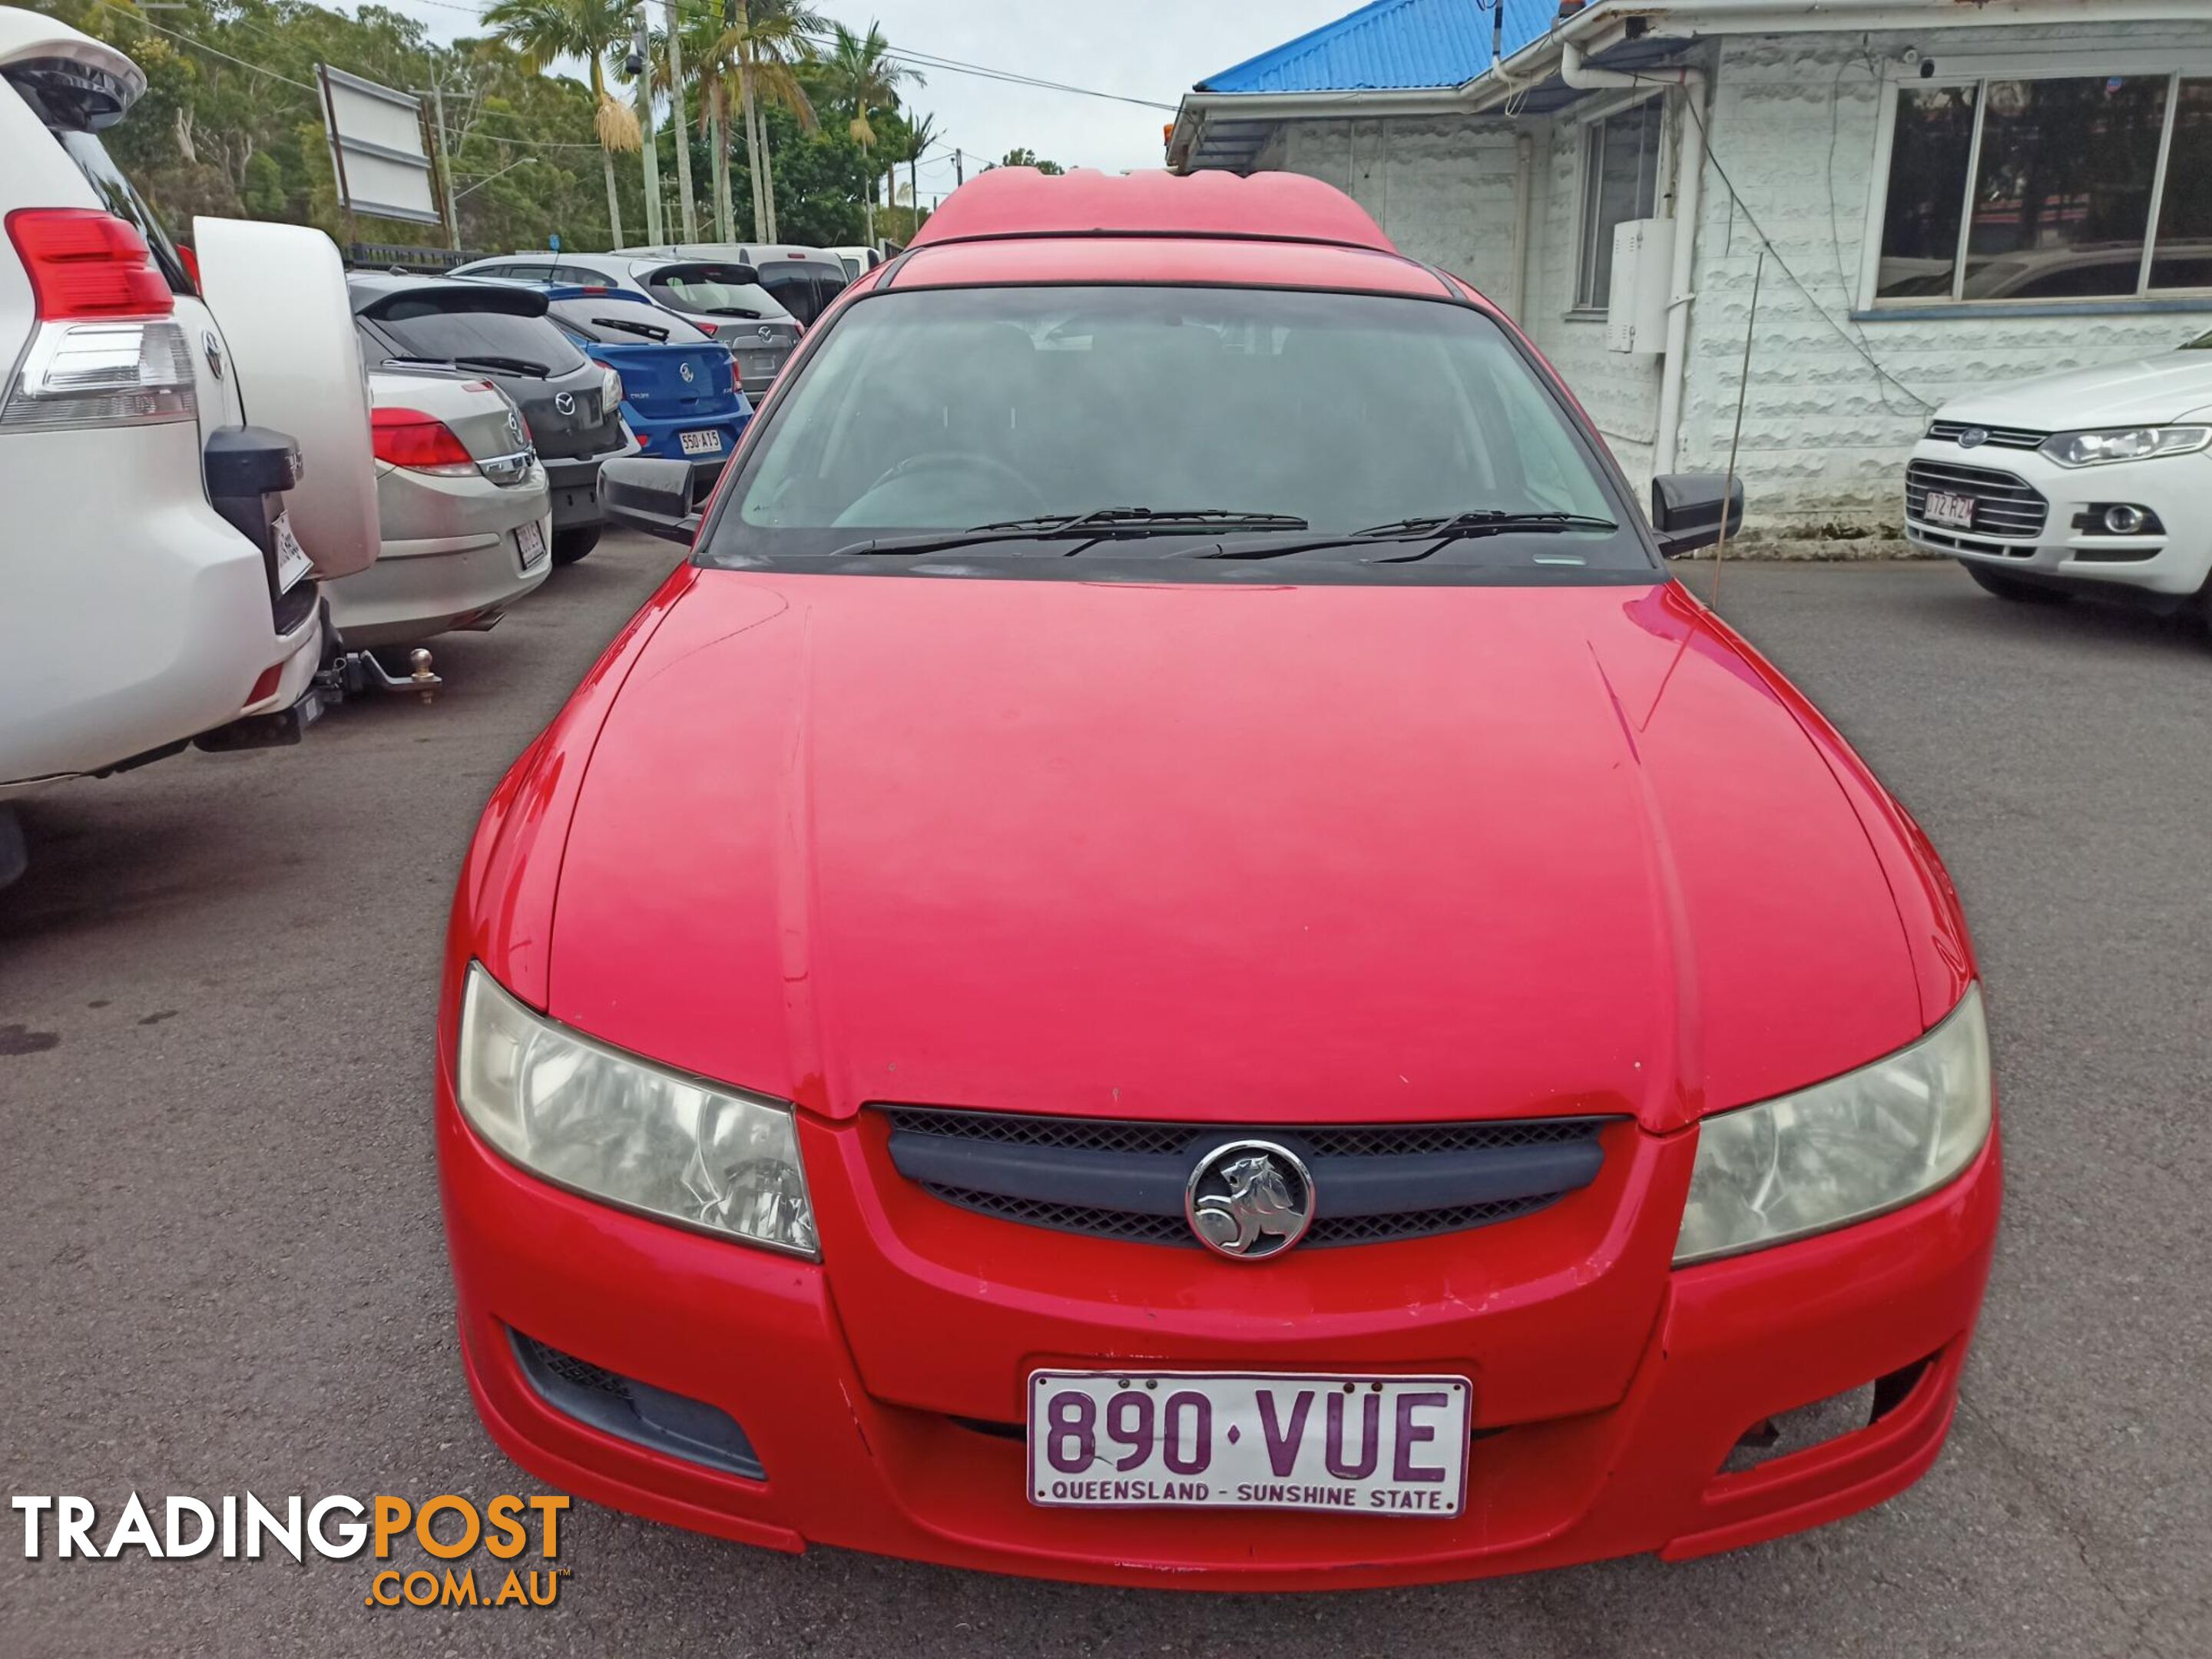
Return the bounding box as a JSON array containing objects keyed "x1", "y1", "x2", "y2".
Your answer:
[
  {"x1": 371, "y1": 406, "x2": 477, "y2": 474},
  {"x1": 7, "y1": 208, "x2": 174, "y2": 320},
  {"x1": 2, "y1": 210, "x2": 197, "y2": 433}
]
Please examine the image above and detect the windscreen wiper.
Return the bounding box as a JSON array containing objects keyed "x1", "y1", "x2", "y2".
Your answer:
[
  {"x1": 825, "y1": 508, "x2": 1309, "y2": 560},
  {"x1": 1357, "y1": 511, "x2": 1618, "y2": 561},
  {"x1": 589, "y1": 317, "x2": 669, "y2": 343},
  {"x1": 1192, "y1": 510, "x2": 1619, "y2": 561},
  {"x1": 379, "y1": 352, "x2": 554, "y2": 379}
]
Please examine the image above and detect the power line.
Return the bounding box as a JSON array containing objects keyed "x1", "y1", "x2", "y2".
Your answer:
[
  {"x1": 92, "y1": 1, "x2": 317, "y2": 92},
  {"x1": 1611, "y1": 65, "x2": 1935, "y2": 415}
]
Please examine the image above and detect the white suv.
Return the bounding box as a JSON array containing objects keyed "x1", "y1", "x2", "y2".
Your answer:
[
  {"x1": 0, "y1": 11, "x2": 377, "y2": 883},
  {"x1": 1906, "y1": 337, "x2": 2212, "y2": 611}
]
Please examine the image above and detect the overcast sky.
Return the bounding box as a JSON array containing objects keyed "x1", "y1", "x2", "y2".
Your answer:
[{"x1": 380, "y1": 0, "x2": 1356, "y2": 194}]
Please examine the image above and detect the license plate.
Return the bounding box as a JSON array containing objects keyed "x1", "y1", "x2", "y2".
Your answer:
[
  {"x1": 1028, "y1": 1371, "x2": 1469, "y2": 1516},
  {"x1": 743, "y1": 353, "x2": 777, "y2": 378},
  {"x1": 515, "y1": 518, "x2": 548, "y2": 568},
  {"x1": 273, "y1": 511, "x2": 313, "y2": 592},
  {"x1": 1924, "y1": 489, "x2": 1977, "y2": 530},
  {"x1": 678, "y1": 428, "x2": 724, "y2": 456}
]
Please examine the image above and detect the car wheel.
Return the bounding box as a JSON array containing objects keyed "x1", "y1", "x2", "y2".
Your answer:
[
  {"x1": 551, "y1": 526, "x2": 601, "y2": 565},
  {"x1": 1964, "y1": 564, "x2": 2070, "y2": 604}
]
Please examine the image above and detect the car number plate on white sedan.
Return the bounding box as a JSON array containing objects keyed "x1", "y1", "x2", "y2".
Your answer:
[
  {"x1": 677, "y1": 428, "x2": 724, "y2": 456},
  {"x1": 1924, "y1": 489, "x2": 1977, "y2": 530},
  {"x1": 273, "y1": 511, "x2": 314, "y2": 592},
  {"x1": 515, "y1": 519, "x2": 548, "y2": 569},
  {"x1": 1028, "y1": 1371, "x2": 1469, "y2": 1516}
]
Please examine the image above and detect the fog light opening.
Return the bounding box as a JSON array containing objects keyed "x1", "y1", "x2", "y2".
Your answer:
[
  {"x1": 1722, "y1": 1384, "x2": 1876, "y2": 1473},
  {"x1": 508, "y1": 1328, "x2": 765, "y2": 1480},
  {"x1": 1720, "y1": 1353, "x2": 1941, "y2": 1475},
  {"x1": 2104, "y1": 504, "x2": 2147, "y2": 535}
]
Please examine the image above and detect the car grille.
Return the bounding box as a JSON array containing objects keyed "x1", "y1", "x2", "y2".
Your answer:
[
  {"x1": 1926, "y1": 419, "x2": 2049, "y2": 451},
  {"x1": 1905, "y1": 459, "x2": 2050, "y2": 539},
  {"x1": 882, "y1": 1108, "x2": 1610, "y2": 1250}
]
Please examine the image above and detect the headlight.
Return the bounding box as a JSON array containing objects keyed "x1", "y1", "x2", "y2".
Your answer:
[
  {"x1": 600, "y1": 365, "x2": 624, "y2": 407},
  {"x1": 2038, "y1": 426, "x2": 2211, "y2": 467},
  {"x1": 1674, "y1": 985, "x2": 1991, "y2": 1265},
  {"x1": 455, "y1": 965, "x2": 817, "y2": 1257}
]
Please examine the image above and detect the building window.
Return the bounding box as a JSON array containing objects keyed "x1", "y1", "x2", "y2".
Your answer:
[
  {"x1": 1575, "y1": 100, "x2": 1662, "y2": 311},
  {"x1": 1876, "y1": 72, "x2": 2212, "y2": 303}
]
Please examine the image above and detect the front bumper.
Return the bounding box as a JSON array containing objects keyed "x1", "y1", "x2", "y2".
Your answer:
[
  {"x1": 1905, "y1": 439, "x2": 2212, "y2": 596},
  {"x1": 440, "y1": 1082, "x2": 2002, "y2": 1590}
]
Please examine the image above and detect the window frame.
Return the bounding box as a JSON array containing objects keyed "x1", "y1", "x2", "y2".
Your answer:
[
  {"x1": 1571, "y1": 93, "x2": 1667, "y2": 318},
  {"x1": 1859, "y1": 49, "x2": 2212, "y2": 313}
]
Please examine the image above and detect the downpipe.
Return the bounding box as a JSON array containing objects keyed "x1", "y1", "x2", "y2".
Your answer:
[{"x1": 1561, "y1": 41, "x2": 1707, "y2": 477}]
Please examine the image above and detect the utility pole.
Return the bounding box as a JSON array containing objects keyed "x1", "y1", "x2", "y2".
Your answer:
[
  {"x1": 954, "y1": 147, "x2": 964, "y2": 186},
  {"x1": 429, "y1": 81, "x2": 461, "y2": 251},
  {"x1": 632, "y1": 5, "x2": 663, "y2": 247},
  {"x1": 663, "y1": 0, "x2": 696, "y2": 245}
]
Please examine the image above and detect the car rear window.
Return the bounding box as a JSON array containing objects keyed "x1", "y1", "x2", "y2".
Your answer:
[
  {"x1": 646, "y1": 266, "x2": 792, "y2": 322},
  {"x1": 755, "y1": 262, "x2": 847, "y2": 325},
  {"x1": 370, "y1": 300, "x2": 586, "y2": 373},
  {"x1": 548, "y1": 296, "x2": 714, "y2": 346},
  {"x1": 710, "y1": 284, "x2": 1648, "y2": 584},
  {"x1": 5, "y1": 63, "x2": 194, "y2": 297}
]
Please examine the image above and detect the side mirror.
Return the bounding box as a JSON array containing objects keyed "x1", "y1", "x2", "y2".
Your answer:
[
  {"x1": 1651, "y1": 473, "x2": 1746, "y2": 558},
  {"x1": 599, "y1": 456, "x2": 701, "y2": 545}
]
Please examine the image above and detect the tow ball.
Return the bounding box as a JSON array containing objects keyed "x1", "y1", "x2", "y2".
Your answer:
[{"x1": 321, "y1": 647, "x2": 442, "y2": 705}]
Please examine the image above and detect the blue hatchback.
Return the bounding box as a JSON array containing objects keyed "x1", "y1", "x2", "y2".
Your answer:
[{"x1": 534, "y1": 286, "x2": 753, "y2": 483}]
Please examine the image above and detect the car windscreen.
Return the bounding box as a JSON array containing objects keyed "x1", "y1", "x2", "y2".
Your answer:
[
  {"x1": 646, "y1": 266, "x2": 792, "y2": 321},
  {"x1": 704, "y1": 284, "x2": 1649, "y2": 584},
  {"x1": 548, "y1": 296, "x2": 714, "y2": 346},
  {"x1": 369, "y1": 300, "x2": 587, "y2": 374}
]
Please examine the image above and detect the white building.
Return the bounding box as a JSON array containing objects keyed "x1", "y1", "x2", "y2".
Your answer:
[{"x1": 1167, "y1": 0, "x2": 2212, "y2": 550}]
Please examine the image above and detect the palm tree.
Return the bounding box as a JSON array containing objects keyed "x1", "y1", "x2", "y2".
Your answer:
[
  {"x1": 818, "y1": 21, "x2": 919, "y2": 247},
  {"x1": 713, "y1": 0, "x2": 822, "y2": 243},
  {"x1": 902, "y1": 110, "x2": 939, "y2": 237},
  {"x1": 484, "y1": 0, "x2": 639, "y2": 248}
]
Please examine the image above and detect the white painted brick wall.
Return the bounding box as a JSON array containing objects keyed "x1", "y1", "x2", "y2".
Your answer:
[
  {"x1": 1677, "y1": 24, "x2": 2212, "y2": 541},
  {"x1": 1249, "y1": 18, "x2": 2212, "y2": 545}
]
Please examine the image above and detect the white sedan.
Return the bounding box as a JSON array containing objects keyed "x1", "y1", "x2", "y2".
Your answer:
[
  {"x1": 1905, "y1": 334, "x2": 2212, "y2": 609},
  {"x1": 325, "y1": 371, "x2": 553, "y2": 651}
]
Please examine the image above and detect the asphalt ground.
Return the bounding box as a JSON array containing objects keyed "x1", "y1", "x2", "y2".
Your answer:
[{"x1": 2, "y1": 540, "x2": 2207, "y2": 1657}]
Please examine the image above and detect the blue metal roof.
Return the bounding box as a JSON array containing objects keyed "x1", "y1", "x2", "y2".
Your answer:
[{"x1": 1197, "y1": 0, "x2": 1561, "y2": 95}]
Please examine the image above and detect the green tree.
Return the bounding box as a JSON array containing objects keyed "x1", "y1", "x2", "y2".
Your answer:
[
  {"x1": 998, "y1": 147, "x2": 1064, "y2": 175},
  {"x1": 483, "y1": 0, "x2": 638, "y2": 248},
  {"x1": 713, "y1": 0, "x2": 823, "y2": 243},
  {"x1": 816, "y1": 20, "x2": 918, "y2": 246}
]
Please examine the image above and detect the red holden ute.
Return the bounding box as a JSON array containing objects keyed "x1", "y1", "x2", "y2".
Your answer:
[{"x1": 438, "y1": 169, "x2": 1999, "y2": 1589}]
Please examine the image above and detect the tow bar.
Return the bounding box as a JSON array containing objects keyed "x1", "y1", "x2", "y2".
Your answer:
[{"x1": 328, "y1": 647, "x2": 442, "y2": 704}]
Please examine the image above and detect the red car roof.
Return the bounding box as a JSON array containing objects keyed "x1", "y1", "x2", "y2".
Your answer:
[
  {"x1": 907, "y1": 167, "x2": 1396, "y2": 253},
  {"x1": 888, "y1": 234, "x2": 1468, "y2": 300}
]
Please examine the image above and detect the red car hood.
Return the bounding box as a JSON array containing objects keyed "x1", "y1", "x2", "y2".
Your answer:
[{"x1": 538, "y1": 570, "x2": 1934, "y2": 1134}]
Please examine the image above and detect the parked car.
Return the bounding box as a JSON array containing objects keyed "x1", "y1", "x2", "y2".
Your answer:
[
  {"x1": 438, "y1": 170, "x2": 1998, "y2": 1588},
  {"x1": 535, "y1": 287, "x2": 750, "y2": 489},
  {"x1": 0, "y1": 9, "x2": 377, "y2": 886},
  {"x1": 349, "y1": 276, "x2": 629, "y2": 565},
  {"x1": 448, "y1": 251, "x2": 803, "y2": 401},
  {"x1": 323, "y1": 369, "x2": 551, "y2": 651},
  {"x1": 827, "y1": 244, "x2": 883, "y2": 280},
  {"x1": 614, "y1": 242, "x2": 850, "y2": 329},
  {"x1": 1906, "y1": 332, "x2": 2212, "y2": 608}
]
